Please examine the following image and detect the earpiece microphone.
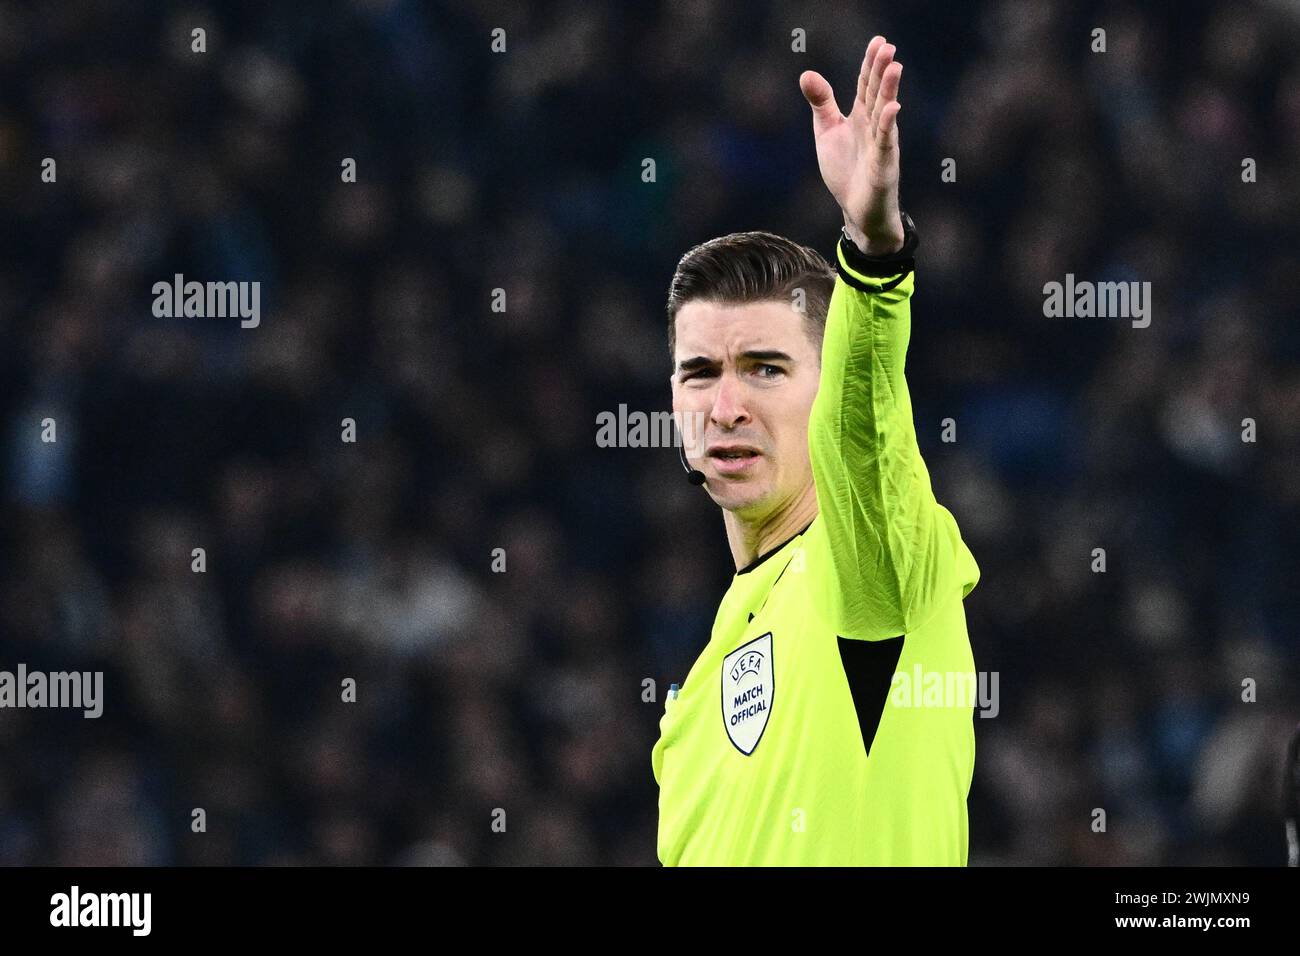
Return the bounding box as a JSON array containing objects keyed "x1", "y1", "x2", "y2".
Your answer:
[{"x1": 678, "y1": 441, "x2": 707, "y2": 486}]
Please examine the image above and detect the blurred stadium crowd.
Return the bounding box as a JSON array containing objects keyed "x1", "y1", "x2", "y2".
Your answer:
[{"x1": 1, "y1": 0, "x2": 1298, "y2": 865}]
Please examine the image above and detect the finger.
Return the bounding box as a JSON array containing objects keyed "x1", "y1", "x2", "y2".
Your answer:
[
  {"x1": 856, "y1": 35, "x2": 887, "y2": 105},
  {"x1": 799, "y1": 70, "x2": 841, "y2": 133},
  {"x1": 876, "y1": 99, "x2": 901, "y2": 146},
  {"x1": 864, "y1": 42, "x2": 895, "y2": 117},
  {"x1": 871, "y1": 61, "x2": 902, "y2": 139}
]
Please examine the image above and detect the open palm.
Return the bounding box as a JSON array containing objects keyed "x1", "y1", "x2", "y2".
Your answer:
[{"x1": 799, "y1": 36, "x2": 904, "y2": 254}]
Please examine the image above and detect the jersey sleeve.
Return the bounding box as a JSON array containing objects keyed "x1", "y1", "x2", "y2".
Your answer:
[{"x1": 807, "y1": 232, "x2": 979, "y2": 642}]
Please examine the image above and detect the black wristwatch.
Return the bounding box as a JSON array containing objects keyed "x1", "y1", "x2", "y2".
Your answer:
[{"x1": 837, "y1": 210, "x2": 918, "y2": 285}]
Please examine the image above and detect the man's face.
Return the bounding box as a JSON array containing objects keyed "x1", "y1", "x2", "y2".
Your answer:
[{"x1": 671, "y1": 298, "x2": 821, "y2": 519}]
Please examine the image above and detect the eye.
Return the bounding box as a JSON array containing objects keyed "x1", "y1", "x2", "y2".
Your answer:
[
  {"x1": 754, "y1": 364, "x2": 784, "y2": 378},
  {"x1": 682, "y1": 368, "x2": 717, "y2": 382}
]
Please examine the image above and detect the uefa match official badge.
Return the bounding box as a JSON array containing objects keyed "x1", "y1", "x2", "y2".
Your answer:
[{"x1": 721, "y1": 633, "x2": 774, "y2": 755}]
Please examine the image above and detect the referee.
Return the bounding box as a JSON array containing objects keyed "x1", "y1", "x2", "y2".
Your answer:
[{"x1": 652, "y1": 36, "x2": 981, "y2": 865}]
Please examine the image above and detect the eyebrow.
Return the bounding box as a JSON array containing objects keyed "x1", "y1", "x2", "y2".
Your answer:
[{"x1": 676, "y1": 350, "x2": 795, "y2": 373}]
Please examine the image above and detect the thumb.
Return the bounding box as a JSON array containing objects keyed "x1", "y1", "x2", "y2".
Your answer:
[{"x1": 799, "y1": 70, "x2": 840, "y2": 132}]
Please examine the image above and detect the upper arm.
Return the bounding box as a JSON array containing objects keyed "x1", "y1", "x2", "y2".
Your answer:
[{"x1": 807, "y1": 243, "x2": 977, "y2": 640}]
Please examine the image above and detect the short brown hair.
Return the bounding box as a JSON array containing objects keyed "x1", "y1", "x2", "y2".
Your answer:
[{"x1": 665, "y1": 230, "x2": 836, "y2": 363}]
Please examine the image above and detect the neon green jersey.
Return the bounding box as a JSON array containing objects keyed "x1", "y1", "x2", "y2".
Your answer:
[{"x1": 652, "y1": 236, "x2": 981, "y2": 866}]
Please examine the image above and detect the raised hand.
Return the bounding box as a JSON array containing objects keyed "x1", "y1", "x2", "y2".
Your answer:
[{"x1": 799, "y1": 35, "x2": 905, "y2": 255}]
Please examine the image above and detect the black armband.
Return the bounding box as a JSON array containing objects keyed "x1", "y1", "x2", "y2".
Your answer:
[{"x1": 836, "y1": 211, "x2": 918, "y2": 291}]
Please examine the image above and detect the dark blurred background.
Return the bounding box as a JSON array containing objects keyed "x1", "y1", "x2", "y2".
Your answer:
[{"x1": 1, "y1": 0, "x2": 1298, "y2": 865}]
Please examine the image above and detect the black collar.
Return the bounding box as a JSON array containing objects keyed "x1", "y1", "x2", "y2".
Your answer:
[{"x1": 735, "y1": 520, "x2": 814, "y2": 575}]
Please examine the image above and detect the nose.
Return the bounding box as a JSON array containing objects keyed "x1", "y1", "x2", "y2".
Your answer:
[{"x1": 710, "y1": 370, "x2": 751, "y2": 430}]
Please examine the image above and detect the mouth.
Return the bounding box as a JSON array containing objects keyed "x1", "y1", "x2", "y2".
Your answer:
[{"x1": 707, "y1": 446, "x2": 761, "y2": 474}]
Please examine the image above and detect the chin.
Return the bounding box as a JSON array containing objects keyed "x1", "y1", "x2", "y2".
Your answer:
[{"x1": 711, "y1": 481, "x2": 773, "y2": 517}]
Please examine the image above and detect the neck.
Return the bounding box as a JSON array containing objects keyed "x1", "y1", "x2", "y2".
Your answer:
[{"x1": 723, "y1": 481, "x2": 818, "y2": 572}]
